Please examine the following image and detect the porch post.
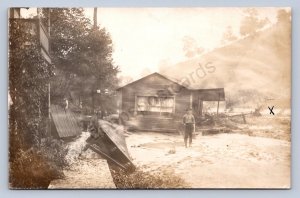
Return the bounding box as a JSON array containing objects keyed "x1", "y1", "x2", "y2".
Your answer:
[
  {"x1": 134, "y1": 95, "x2": 137, "y2": 116},
  {"x1": 217, "y1": 93, "x2": 220, "y2": 117},
  {"x1": 198, "y1": 99, "x2": 203, "y2": 116},
  {"x1": 190, "y1": 92, "x2": 193, "y2": 109}
]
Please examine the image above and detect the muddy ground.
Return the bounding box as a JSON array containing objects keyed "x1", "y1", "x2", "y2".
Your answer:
[
  {"x1": 49, "y1": 115, "x2": 291, "y2": 189},
  {"x1": 126, "y1": 131, "x2": 290, "y2": 188},
  {"x1": 125, "y1": 114, "x2": 291, "y2": 188}
]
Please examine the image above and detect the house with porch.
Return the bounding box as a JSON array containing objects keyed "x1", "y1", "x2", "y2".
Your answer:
[{"x1": 117, "y1": 72, "x2": 225, "y2": 132}]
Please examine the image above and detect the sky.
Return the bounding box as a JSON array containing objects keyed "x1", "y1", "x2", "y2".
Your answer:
[
  {"x1": 21, "y1": 7, "x2": 280, "y2": 80},
  {"x1": 83, "y1": 8, "x2": 280, "y2": 80}
]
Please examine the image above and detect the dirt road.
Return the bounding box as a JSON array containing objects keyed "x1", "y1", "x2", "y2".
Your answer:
[{"x1": 126, "y1": 132, "x2": 290, "y2": 188}]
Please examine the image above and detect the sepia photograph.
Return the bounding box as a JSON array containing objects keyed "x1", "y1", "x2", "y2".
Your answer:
[{"x1": 8, "y1": 7, "x2": 291, "y2": 189}]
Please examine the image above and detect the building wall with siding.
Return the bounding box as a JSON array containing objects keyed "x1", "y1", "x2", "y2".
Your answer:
[{"x1": 119, "y1": 73, "x2": 192, "y2": 131}]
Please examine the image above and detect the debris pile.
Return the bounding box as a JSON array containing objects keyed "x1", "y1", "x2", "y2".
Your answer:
[
  {"x1": 65, "y1": 132, "x2": 90, "y2": 164},
  {"x1": 198, "y1": 112, "x2": 249, "y2": 136}
]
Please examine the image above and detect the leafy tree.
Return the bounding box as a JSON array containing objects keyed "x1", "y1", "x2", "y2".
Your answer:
[
  {"x1": 276, "y1": 9, "x2": 291, "y2": 28},
  {"x1": 8, "y1": 17, "x2": 67, "y2": 188},
  {"x1": 221, "y1": 26, "x2": 238, "y2": 44},
  {"x1": 240, "y1": 8, "x2": 270, "y2": 36},
  {"x1": 182, "y1": 36, "x2": 204, "y2": 58},
  {"x1": 49, "y1": 8, "x2": 119, "y2": 111}
]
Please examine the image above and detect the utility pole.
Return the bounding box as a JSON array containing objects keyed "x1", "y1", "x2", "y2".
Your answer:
[
  {"x1": 47, "y1": 8, "x2": 52, "y2": 137},
  {"x1": 94, "y1": 7, "x2": 102, "y2": 113},
  {"x1": 91, "y1": 7, "x2": 97, "y2": 113},
  {"x1": 93, "y1": 7, "x2": 97, "y2": 28}
]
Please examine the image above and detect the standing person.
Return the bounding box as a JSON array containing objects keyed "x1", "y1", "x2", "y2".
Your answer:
[
  {"x1": 183, "y1": 108, "x2": 195, "y2": 148},
  {"x1": 64, "y1": 98, "x2": 69, "y2": 113},
  {"x1": 103, "y1": 110, "x2": 108, "y2": 118}
]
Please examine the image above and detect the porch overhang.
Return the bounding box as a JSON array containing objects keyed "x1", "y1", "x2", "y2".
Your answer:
[{"x1": 192, "y1": 88, "x2": 225, "y2": 101}]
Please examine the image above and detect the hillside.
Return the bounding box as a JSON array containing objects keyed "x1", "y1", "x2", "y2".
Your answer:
[{"x1": 160, "y1": 22, "x2": 291, "y2": 108}]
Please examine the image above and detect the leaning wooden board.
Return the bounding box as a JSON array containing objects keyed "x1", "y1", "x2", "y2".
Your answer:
[
  {"x1": 98, "y1": 120, "x2": 135, "y2": 171},
  {"x1": 89, "y1": 144, "x2": 127, "y2": 170},
  {"x1": 51, "y1": 105, "x2": 81, "y2": 138}
]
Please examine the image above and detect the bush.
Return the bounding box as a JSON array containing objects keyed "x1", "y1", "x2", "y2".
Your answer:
[
  {"x1": 9, "y1": 139, "x2": 68, "y2": 189},
  {"x1": 110, "y1": 167, "x2": 188, "y2": 189}
]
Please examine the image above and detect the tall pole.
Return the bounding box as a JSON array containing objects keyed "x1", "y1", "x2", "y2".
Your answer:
[
  {"x1": 91, "y1": 7, "x2": 97, "y2": 113},
  {"x1": 47, "y1": 8, "x2": 52, "y2": 136},
  {"x1": 93, "y1": 7, "x2": 97, "y2": 28},
  {"x1": 47, "y1": 8, "x2": 51, "y2": 36}
]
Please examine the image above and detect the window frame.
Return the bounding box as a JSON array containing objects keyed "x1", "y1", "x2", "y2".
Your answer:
[{"x1": 135, "y1": 95, "x2": 175, "y2": 117}]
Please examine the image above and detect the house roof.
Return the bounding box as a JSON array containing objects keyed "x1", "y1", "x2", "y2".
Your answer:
[
  {"x1": 193, "y1": 88, "x2": 225, "y2": 101},
  {"x1": 116, "y1": 72, "x2": 188, "y2": 90},
  {"x1": 117, "y1": 72, "x2": 225, "y2": 101}
]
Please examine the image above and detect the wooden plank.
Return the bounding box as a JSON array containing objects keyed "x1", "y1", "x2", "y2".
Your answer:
[
  {"x1": 51, "y1": 105, "x2": 81, "y2": 138},
  {"x1": 89, "y1": 144, "x2": 127, "y2": 170},
  {"x1": 98, "y1": 120, "x2": 131, "y2": 160},
  {"x1": 98, "y1": 120, "x2": 135, "y2": 171},
  {"x1": 51, "y1": 106, "x2": 65, "y2": 137}
]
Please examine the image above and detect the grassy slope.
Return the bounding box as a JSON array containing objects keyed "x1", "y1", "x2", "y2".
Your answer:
[{"x1": 160, "y1": 22, "x2": 291, "y2": 108}]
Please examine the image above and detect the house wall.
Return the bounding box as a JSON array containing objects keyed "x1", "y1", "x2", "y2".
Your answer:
[
  {"x1": 173, "y1": 88, "x2": 191, "y2": 119},
  {"x1": 119, "y1": 74, "x2": 191, "y2": 131}
]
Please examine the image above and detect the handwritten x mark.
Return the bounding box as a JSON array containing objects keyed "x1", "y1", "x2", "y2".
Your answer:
[{"x1": 268, "y1": 106, "x2": 274, "y2": 115}]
